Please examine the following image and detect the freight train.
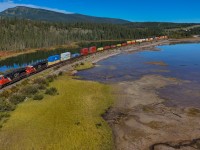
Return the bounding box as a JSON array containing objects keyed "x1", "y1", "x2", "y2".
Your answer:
[{"x1": 0, "y1": 36, "x2": 168, "y2": 89}]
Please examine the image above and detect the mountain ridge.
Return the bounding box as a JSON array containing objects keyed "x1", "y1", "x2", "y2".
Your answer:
[{"x1": 0, "y1": 6, "x2": 130, "y2": 24}]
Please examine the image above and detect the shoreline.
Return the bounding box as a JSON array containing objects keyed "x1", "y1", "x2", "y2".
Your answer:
[{"x1": 0, "y1": 37, "x2": 199, "y2": 62}]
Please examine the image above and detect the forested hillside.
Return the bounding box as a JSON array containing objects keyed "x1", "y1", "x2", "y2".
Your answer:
[
  {"x1": 0, "y1": 6, "x2": 130, "y2": 24},
  {"x1": 1, "y1": 17, "x2": 200, "y2": 51},
  {"x1": 0, "y1": 18, "x2": 163, "y2": 51},
  {"x1": 124, "y1": 22, "x2": 199, "y2": 29}
]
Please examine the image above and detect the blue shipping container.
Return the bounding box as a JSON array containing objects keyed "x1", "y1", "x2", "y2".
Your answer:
[
  {"x1": 48, "y1": 55, "x2": 61, "y2": 62},
  {"x1": 72, "y1": 53, "x2": 80, "y2": 58}
]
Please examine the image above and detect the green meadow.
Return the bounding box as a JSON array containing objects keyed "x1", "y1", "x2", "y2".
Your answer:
[{"x1": 0, "y1": 75, "x2": 114, "y2": 150}]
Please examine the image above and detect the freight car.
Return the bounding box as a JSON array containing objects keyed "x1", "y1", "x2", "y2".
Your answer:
[
  {"x1": 48, "y1": 55, "x2": 61, "y2": 66},
  {"x1": 81, "y1": 48, "x2": 89, "y2": 56},
  {"x1": 61, "y1": 52, "x2": 71, "y2": 61},
  {"x1": 71, "y1": 53, "x2": 80, "y2": 58},
  {"x1": 111, "y1": 45, "x2": 116, "y2": 49},
  {"x1": 131, "y1": 40, "x2": 136, "y2": 44},
  {"x1": 122, "y1": 43, "x2": 127, "y2": 46},
  {"x1": 116, "y1": 44, "x2": 122, "y2": 47},
  {"x1": 97, "y1": 47, "x2": 104, "y2": 51},
  {"x1": 127, "y1": 41, "x2": 132, "y2": 45},
  {"x1": 103, "y1": 46, "x2": 111, "y2": 50},
  {"x1": 89, "y1": 46, "x2": 97, "y2": 54}
]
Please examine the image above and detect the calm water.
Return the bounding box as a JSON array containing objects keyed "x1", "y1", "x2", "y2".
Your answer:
[
  {"x1": 0, "y1": 40, "x2": 125, "y2": 73},
  {"x1": 77, "y1": 43, "x2": 200, "y2": 108}
]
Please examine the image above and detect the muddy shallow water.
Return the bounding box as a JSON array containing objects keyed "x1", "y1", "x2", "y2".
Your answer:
[
  {"x1": 77, "y1": 43, "x2": 200, "y2": 108},
  {"x1": 77, "y1": 43, "x2": 200, "y2": 150}
]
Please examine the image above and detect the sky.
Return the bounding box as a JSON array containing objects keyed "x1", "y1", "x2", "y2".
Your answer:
[{"x1": 0, "y1": 0, "x2": 200, "y2": 23}]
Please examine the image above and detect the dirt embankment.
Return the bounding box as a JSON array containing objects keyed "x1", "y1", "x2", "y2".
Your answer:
[{"x1": 105, "y1": 75, "x2": 200, "y2": 150}]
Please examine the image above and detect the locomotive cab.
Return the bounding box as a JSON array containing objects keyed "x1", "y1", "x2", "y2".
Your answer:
[
  {"x1": 26, "y1": 66, "x2": 36, "y2": 75},
  {"x1": 0, "y1": 75, "x2": 11, "y2": 88}
]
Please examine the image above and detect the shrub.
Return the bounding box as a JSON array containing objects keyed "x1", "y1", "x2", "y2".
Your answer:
[
  {"x1": 0, "y1": 99, "x2": 15, "y2": 112},
  {"x1": 20, "y1": 84, "x2": 38, "y2": 96},
  {"x1": 33, "y1": 94, "x2": 44, "y2": 100},
  {"x1": 33, "y1": 77, "x2": 48, "y2": 86},
  {"x1": 0, "y1": 112, "x2": 10, "y2": 120},
  {"x1": 10, "y1": 86, "x2": 20, "y2": 93},
  {"x1": 21, "y1": 79, "x2": 30, "y2": 86},
  {"x1": 35, "y1": 84, "x2": 47, "y2": 90},
  {"x1": 45, "y1": 87, "x2": 58, "y2": 96},
  {"x1": 0, "y1": 90, "x2": 11, "y2": 98},
  {"x1": 58, "y1": 71, "x2": 63, "y2": 76},
  {"x1": 46, "y1": 74, "x2": 57, "y2": 83},
  {"x1": 9, "y1": 93, "x2": 26, "y2": 105}
]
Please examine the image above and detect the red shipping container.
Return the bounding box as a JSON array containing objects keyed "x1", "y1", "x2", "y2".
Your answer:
[
  {"x1": 103, "y1": 46, "x2": 111, "y2": 50},
  {"x1": 122, "y1": 43, "x2": 127, "y2": 46},
  {"x1": 89, "y1": 46, "x2": 97, "y2": 54},
  {"x1": 81, "y1": 48, "x2": 89, "y2": 56},
  {"x1": 131, "y1": 42, "x2": 136, "y2": 44},
  {"x1": 111, "y1": 45, "x2": 116, "y2": 48}
]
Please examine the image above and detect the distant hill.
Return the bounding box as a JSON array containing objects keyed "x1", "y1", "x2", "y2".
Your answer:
[
  {"x1": 123, "y1": 22, "x2": 200, "y2": 29},
  {"x1": 0, "y1": 6, "x2": 130, "y2": 24}
]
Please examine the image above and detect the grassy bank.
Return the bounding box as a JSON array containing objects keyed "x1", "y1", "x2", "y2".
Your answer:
[
  {"x1": 75, "y1": 62, "x2": 94, "y2": 71},
  {"x1": 0, "y1": 75, "x2": 114, "y2": 149}
]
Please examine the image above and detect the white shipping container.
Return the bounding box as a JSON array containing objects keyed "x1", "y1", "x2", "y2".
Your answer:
[
  {"x1": 136, "y1": 39, "x2": 143, "y2": 43},
  {"x1": 61, "y1": 52, "x2": 71, "y2": 61}
]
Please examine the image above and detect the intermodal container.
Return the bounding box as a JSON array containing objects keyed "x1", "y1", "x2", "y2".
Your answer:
[
  {"x1": 116, "y1": 44, "x2": 122, "y2": 47},
  {"x1": 71, "y1": 53, "x2": 80, "y2": 58},
  {"x1": 97, "y1": 47, "x2": 104, "y2": 51},
  {"x1": 111, "y1": 45, "x2": 116, "y2": 48},
  {"x1": 81, "y1": 48, "x2": 89, "y2": 56},
  {"x1": 61, "y1": 52, "x2": 71, "y2": 61},
  {"x1": 103, "y1": 46, "x2": 111, "y2": 50},
  {"x1": 122, "y1": 43, "x2": 127, "y2": 46},
  {"x1": 131, "y1": 40, "x2": 136, "y2": 44},
  {"x1": 89, "y1": 46, "x2": 97, "y2": 54},
  {"x1": 48, "y1": 55, "x2": 61, "y2": 66},
  {"x1": 136, "y1": 39, "x2": 143, "y2": 43},
  {"x1": 149, "y1": 38, "x2": 153, "y2": 41},
  {"x1": 127, "y1": 41, "x2": 132, "y2": 45}
]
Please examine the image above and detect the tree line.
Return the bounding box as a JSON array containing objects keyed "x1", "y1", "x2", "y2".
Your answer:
[{"x1": 0, "y1": 18, "x2": 200, "y2": 51}]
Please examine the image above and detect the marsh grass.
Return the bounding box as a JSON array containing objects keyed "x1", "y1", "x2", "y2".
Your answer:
[
  {"x1": 75, "y1": 62, "x2": 94, "y2": 71},
  {"x1": 0, "y1": 75, "x2": 114, "y2": 150}
]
